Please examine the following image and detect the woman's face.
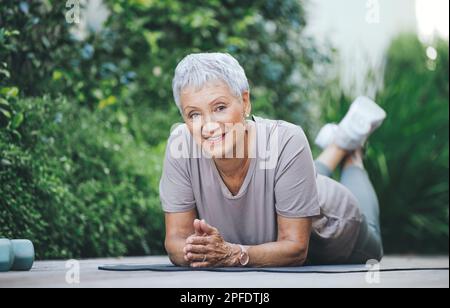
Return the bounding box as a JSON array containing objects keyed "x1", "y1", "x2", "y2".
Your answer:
[{"x1": 180, "y1": 81, "x2": 251, "y2": 159}]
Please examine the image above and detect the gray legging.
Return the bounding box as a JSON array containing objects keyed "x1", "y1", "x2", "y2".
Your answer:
[{"x1": 315, "y1": 161, "x2": 384, "y2": 263}]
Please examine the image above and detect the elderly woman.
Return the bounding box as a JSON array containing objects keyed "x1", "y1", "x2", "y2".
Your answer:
[{"x1": 160, "y1": 53, "x2": 385, "y2": 268}]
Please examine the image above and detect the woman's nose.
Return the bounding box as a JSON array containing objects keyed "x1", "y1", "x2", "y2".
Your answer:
[{"x1": 202, "y1": 121, "x2": 221, "y2": 138}]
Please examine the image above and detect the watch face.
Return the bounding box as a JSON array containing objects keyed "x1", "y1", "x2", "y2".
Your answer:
[{"x1": 240, "y1": 252, "x2": 250, "y2": 266}]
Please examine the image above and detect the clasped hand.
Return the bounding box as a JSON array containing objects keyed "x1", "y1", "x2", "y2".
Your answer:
[{"x1": 183, "y1": 219, "x2": 239, "y2": 268}]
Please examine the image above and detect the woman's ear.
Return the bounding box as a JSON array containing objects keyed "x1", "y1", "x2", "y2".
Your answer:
[{"x1": 242, "y1": 91, "x2": 251, "y2": 116}]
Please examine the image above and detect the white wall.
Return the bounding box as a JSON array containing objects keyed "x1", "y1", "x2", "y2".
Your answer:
[
  {"x1": 416, "y1": 0, "x2": 449, "y2": 41},
  {"x1": 305, "y1": 0, "x2": 418, "y2": 96}
]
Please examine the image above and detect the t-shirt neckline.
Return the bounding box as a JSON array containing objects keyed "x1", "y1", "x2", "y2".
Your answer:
[{"x1": 209, "y1": 116, "x2": 258, "y2": 200}]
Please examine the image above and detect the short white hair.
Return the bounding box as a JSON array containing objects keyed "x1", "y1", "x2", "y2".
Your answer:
[{"x1": 172, "y1": 53, "x2": 250, "y2": 113}]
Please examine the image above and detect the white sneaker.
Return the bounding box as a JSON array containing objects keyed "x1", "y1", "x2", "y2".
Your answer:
[
  {"x1": 315, "y1": 123, "x2": 339, "y2": 150},
  {"x1": 315, "y1": 96, "x2": 387, "y2": 150}
]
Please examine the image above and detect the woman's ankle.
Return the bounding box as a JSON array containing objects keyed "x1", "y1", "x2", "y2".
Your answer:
[
  {"x1": 316, "y1": 144, "x2": 348, "y2": 172},
  {"x1": 343, "y1": 148, "x2": 365, "y2": 170}
]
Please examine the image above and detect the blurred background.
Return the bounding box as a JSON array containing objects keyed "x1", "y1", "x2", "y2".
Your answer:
[{"x1": 0, "y1": 0, "x2": 448, "y2": 259}]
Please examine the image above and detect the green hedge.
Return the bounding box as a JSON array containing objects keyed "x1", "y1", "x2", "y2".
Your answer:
[
  {"x1": 0, "y1": 96, "x2": 166, "y2": 259},
  {"x1": 0, "y1": 1, "x2": 78, "y2": 96},
  {"x1": 371, "y1": 35, "x2": 449, "y2": 254}
]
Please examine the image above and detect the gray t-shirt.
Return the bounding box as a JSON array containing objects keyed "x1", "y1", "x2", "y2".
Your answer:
[{"x1": 159, "y1": 116, "x2": 363, "y2": 263}]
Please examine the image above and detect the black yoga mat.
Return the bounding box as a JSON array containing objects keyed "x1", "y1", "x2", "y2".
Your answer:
[{"x1": 98, "y1": 263, "x2": 449, "y2": 274}]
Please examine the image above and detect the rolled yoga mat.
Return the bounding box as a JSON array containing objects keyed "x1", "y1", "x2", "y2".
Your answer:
[{"x1": 98, "y1": 263, "x2": 450, "y2": 274}]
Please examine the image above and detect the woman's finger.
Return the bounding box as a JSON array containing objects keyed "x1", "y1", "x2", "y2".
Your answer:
[
  {"x1": 190, "y1": 261, "x2": 211, "y2": 268},
  {"x1": 200, "y1": 219, "x2": 219, "y2": 235},
  {"x1": 186, "y1": 252, "x2": 209, "y2": 262},
  {"x1": 193, "y1": 219, "x2": 203, "y2": 235},
  {"x1": 185, "y1": 244, "x2": 209, "y2": 254},
  {"x1": 186, "y1": 236, "x2": 212, "y2": 245}
]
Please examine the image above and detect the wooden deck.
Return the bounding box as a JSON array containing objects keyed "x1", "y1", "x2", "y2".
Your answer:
[{"x1": 0, "y1": 255, "x2": 448, "y2": 288}]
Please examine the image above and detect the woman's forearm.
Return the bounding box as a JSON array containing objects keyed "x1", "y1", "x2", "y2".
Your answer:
[
  {"x1": 168, "y1": 217, "x2": 309, "y2": 268},
  {"x1": 242, "y1": 241, "x2": 308, "y2": 267},
  {"x1": 165, "y1": 236, "x2": 190, "y2": 267},
  {"x1": 172, "y1": 236, "x2": 307, "y2": 267}
]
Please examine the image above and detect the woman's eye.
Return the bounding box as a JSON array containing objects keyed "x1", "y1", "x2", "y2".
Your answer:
[
  {"x1": 189, "y1": 113, "x2": 200, "y2": 120},
  {"x1": 216, "y1": 105, "x2": 226, "y2": 112}
]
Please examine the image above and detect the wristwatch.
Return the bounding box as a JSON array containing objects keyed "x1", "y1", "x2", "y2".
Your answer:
[{"x1": 238, "y1": 245, "x2": 250, "y2": 266}]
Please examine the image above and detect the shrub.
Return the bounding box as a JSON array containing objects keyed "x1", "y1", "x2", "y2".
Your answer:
[
  {"x1": 0, "y1": 0, "x2": 79, "y2": 96},
  {"x1": 0, "y1": 96, "x2": 166, "y2": 259}
]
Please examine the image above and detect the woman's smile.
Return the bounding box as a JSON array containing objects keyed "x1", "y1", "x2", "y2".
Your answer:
[{"x1": 204, "y1": 132, "x2": 227, "y2": 146}]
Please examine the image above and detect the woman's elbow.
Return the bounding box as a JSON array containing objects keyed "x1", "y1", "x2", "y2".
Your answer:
[
  {"x1": 289, "y1": 243, "x2": 309, "y2": 266},
  {"x1": 168, "y1": 254, "x2": 182, "y2": 266},
  {"x1": 165, "y1": 237, "x2": 188, "y2": 267},
  {"x1": 164, "y1": 238, "x2": 177, "y2": 263},
  {"x1": 166, "y1": 250, "x2": 185, "y2": 267},
  {"x1": 291, "y1": 255, "x2": 307, "y2": 267}
]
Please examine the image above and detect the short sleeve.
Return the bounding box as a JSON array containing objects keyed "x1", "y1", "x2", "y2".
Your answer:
[
  {"x1": 159, "y1": 128, "x2": 196, "y2": 213},
  {"x1": 274, "y1": 125, "x2": 321, "y2": 218}
]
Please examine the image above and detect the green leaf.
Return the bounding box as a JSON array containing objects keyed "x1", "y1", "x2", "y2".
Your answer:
[
  {"x1": 10, "y1": 129, "x2": 22, "y2": 141},
  {"x1": 0, "y1": 108, "x2": 11, "y2": 119},
  {"x1": 4, "y1": 30, "x2": 20, "y2": 37},
  {"x1": 0, "y1": 87, "x2": 19, "y2": 98},
  {"x1": 0, "y1": 69, "x2": 10, "y2": 78},
  {"x1": 0, "y1": 98, "x2": 10, "y2": 108},
  {"x1": 11, "y1": 112, "x2": 24, "y2": 129},
  {"x1": 0, "y1": 159, "x2": 12, "y2": 166},
  {"x1": 98, "y1": 95, "x2": 117, "y2": 109},
  {"x1": 52, "y1": 70, "x2": 63, "y2": 81}
]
